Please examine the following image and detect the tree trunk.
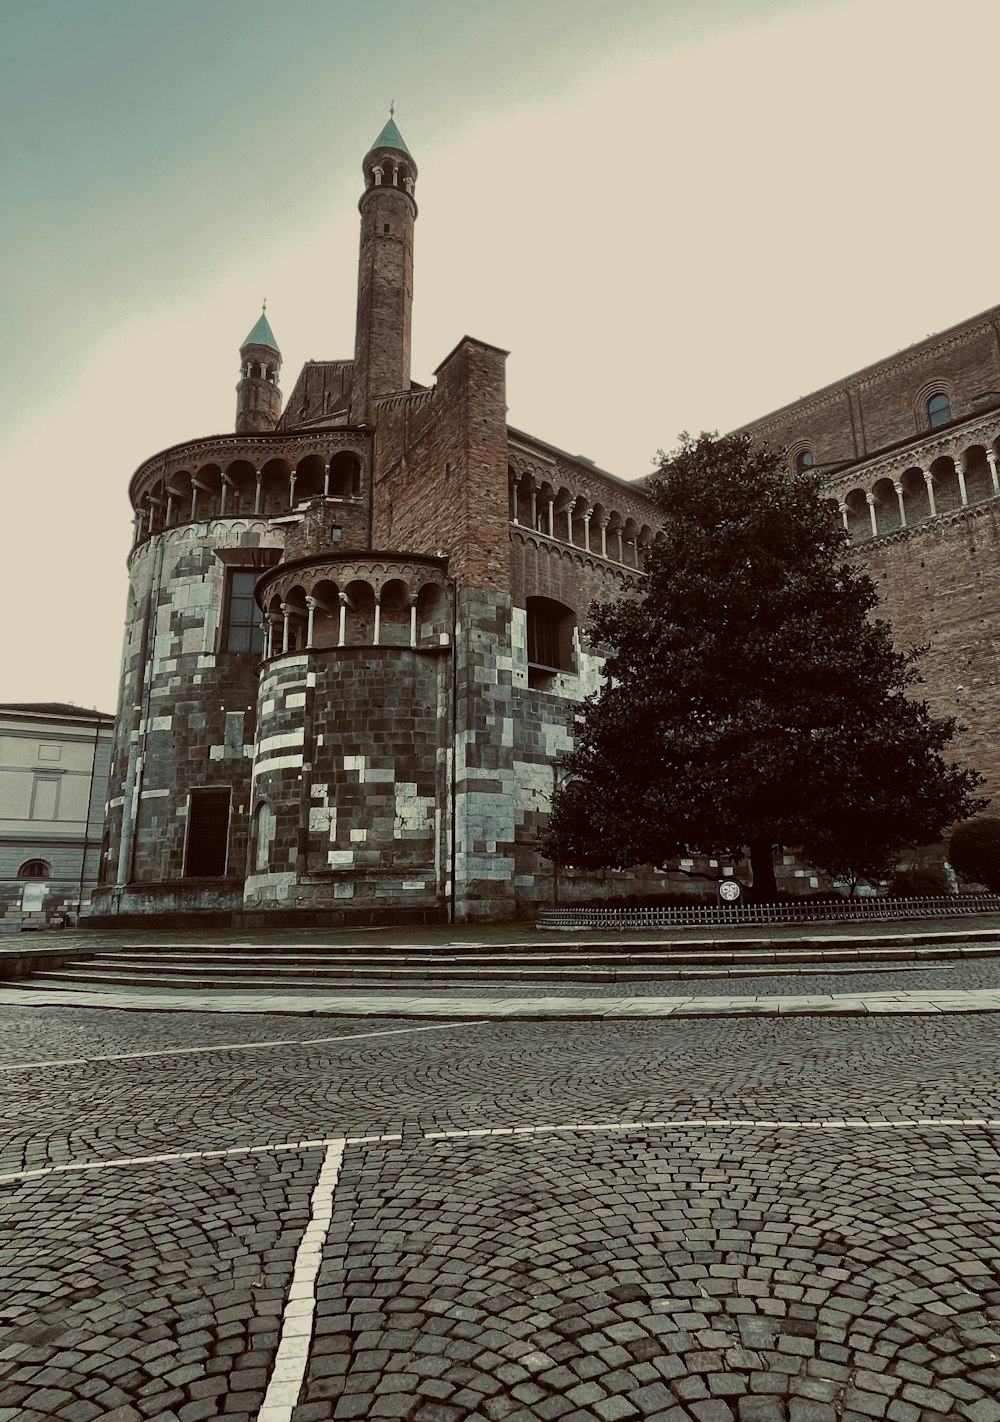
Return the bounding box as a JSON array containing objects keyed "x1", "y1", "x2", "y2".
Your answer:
[{"x1": 749, "y1": 838, "x2": 778, "y2": 903}]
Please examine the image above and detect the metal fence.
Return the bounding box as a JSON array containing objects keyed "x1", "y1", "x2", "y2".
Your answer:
[{"x1": 538, "y1": 895, "x2": 1000, "y2": 930}]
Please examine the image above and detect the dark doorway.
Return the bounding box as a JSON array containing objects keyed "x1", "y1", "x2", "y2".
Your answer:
[{"x1": 185, "y1": 788, "x2": 231, "y2": 876}]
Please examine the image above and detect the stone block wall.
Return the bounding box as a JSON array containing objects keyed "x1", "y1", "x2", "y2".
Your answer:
[
  {"x1": 245, "y1": 643, "x2": 450, "y2": 913},
  {"x1": 95, "y1": 518, "x2": 283, "y2": 915},
  {"x1": 451, "y1": 588, "x2": 518, "y2": 921}
]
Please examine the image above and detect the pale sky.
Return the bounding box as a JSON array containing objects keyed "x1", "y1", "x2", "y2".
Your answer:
[{"x1": 2, "y1": 0, "x2": 998, "y2": 712}]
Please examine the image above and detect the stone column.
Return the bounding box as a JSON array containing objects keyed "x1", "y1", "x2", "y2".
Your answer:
[
  {"x1": 409, "y1": 599, "x2": 418, "y2": 648},
  {"x1": 338, "y1": 594, "x2": 348, "y2": 647},
  {"x1": 838, "y1": 503, "x2": 849, "y2": 533},
  {"x1": 616, "y1": 528, "x2": 624, "y2": 562},
  {"x1": 866, "y1": 492, "x2": 878, "y2": 537},
  {"x1": 894, "y1": 482, "x2": 906, "y2": 528},
  {"x1": 923, "y1": 469, "x2": 937, "y2": 517},
  {"x1": 373, "y1": 596, "x2": 381, "y2": 646},
  {"x1": 219, "y1": 478, "x2": 228, "y2": 516},
  {"x1": 546, "y1": 498, "x2": 554, "y2": 538},
  {"x1": 289, "y1": 471, "x2": 297, "y2": 508},
  {"x1": 254, "y1": 469, "x2": 263, "y2": 516},
  {"x1": 190, "y1": 485, "x2": 199, "y2": 521},
  {"x1": 305, "y1": 596, "x2": 317, "y2": 649},
  {"x1": 582, "y1": 511, "x2": 592, "y2": 552},
  {"x1": 510, "y1": 480, "x2": 519, "y2": 524},
  {"x1": 529, "y1": 488, "x2": 538, "y2": 529},
  {"x1": 280, "y1": 604, "x2": 291, "y2": 654},
  {"x1": 599, "y1": 517, "x2": 608, "y2": 558},
  {"x1": 260, "y1": 620, "x2": 269, "y2": 658},
  {"x1": 988, "y1": 450, "x2": 1000, "y2": 496},
  {"x1": 323, "y1": 463, "x2": 331, "y2": 496},
  {"x1": 266, "y1": 614, "x2": 280, "y2": 659},
  {"x1": 565, "y1": 503, "x2": 574, "y2": 545},
  {"x1": 955, "y1": 458, "x2": 968, "y2": 507}
]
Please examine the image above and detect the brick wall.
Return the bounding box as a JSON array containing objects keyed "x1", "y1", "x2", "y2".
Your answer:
[
  {"x1": 738, "y1": 308, "x2": 1000, "y2": 463},
  {"x1": 853, "y1": 504, "x2": 1000, "y2": 804},
  {"x1": 352, "y1": 187, "x2": 415, "y2": 425},
  {"x1": 372, "y1": 338, "x2": 511, "y2": 592}
]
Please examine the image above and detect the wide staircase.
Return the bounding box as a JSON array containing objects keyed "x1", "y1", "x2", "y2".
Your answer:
[{"x1": 12, "y1": 937, "x2": 1000, "y2": 994}]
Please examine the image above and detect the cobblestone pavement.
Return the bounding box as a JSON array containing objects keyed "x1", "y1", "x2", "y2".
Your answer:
[{"x1": 1, "y1": 1007, "x2": 999, "y2": 1422}]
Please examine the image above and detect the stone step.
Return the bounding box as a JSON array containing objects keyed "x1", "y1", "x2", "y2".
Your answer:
[
  {"x1": 73, "y1": 939, "x2": 1000, "y2": 968},
  {"x1": 22, "y1": 955, "x2": 966, "y2": 993}
]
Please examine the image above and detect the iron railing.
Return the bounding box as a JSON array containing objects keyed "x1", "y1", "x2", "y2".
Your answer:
[{"x1": 538, "y1": 894, "x2": 1000, "y2": 930}]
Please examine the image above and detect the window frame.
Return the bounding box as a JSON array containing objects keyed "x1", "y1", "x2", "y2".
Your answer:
[
  {"x1": 526, "y1": 596, "x2": 577, "y2": 676},
  {"x1": 29, "y1": 771, "x2": 62, "y2": 821},
  {"x1": 220, "y1": 567, "x2": 264, "y2": 655},
  {"x1": 18, "y1": 858, "x2": 51, "y2": 879},
  {"x1": 927, "y1": 392, "x2": 951, "y2": 429}
]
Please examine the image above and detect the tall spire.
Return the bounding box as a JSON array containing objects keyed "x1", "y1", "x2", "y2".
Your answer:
[
  {"x1": 369, "y1": 114, "x2": 411, "y2": 158},
  {"x1": 243, "y1": 301, "x2": 280, "y2": 354}
]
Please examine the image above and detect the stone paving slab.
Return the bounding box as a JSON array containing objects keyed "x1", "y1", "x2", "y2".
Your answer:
[{"x1": 5, "y1": 983, "x2": 1000, "y2": 1018}]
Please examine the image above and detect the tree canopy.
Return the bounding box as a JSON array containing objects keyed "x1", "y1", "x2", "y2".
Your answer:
[
  {"x1": 541, "y1": 432, "x2": 985, "y2": 898},
  {"x1": 949, "y1": 817, "x2": 1000, "y2": 892}
]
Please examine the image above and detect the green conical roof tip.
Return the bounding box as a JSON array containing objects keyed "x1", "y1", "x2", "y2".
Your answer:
[
  {"x1": 369, "y1": 114, "x2": 411, "y2": 157},
  {"x1": 242, "y1": 306, "x2": 280, "y2": 354}
]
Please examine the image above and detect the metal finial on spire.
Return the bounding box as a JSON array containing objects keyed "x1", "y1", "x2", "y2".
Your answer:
[
  {"x1": 262, "y1": 297, "x2": 267, "y2": 313},
  {"x1": 389, "y1": 99, "x2": 395, "y2": 119}
]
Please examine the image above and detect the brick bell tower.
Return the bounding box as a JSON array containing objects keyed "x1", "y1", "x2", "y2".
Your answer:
[
  {"x1": 351, "y1": 112, "x2": 417, "y2": 426},
  {"x1": 235, "y1": 304, "x2": 282, "y2": 433}
]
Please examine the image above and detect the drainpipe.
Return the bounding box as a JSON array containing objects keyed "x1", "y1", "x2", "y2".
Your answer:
[
  {"x1": 449, "y1": 580, "x2": 458, "y2": 924},
  {"x1": 295, "y1": 654, "x2": 316, "y2": 883},
  {"x1": 75, "y1": 716, "x2": 101, "y2": 925}
]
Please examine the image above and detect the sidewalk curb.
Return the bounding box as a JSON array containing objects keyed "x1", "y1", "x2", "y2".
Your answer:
[{"x1": 2, "y1": 989, "x2": 999, "y2": 1022}]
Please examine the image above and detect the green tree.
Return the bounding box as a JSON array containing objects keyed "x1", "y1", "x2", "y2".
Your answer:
[
  {"x1": 948, "y1": 817, "x2": 1000, "y2": 892},
  {"x1": 542, "y1": 432, "x2": 985, "y2": 899}
]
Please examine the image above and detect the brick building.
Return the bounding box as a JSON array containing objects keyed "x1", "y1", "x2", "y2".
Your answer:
[
  {"x1": 735, "y1": 310, "x2": 1000, "y2": 814},
  {"x1": 0, "y1": 704, "x2": 113, "y2": 932},
  {"x1": 91, "y1": 119, "x2": 1000, "y2": 925}
]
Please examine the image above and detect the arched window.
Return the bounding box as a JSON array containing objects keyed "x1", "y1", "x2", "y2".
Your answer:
[
  {"x1": 18, "y1": 859, "x2": 50, "y2": 879},
  {"x1": 795, "y1": 450, "x2": 815, "y2": 474},
  {"x1": 928, "y1": 393, "x2": 951, "y2": 428}
]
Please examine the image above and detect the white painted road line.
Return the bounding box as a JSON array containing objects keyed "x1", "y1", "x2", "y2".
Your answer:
[
  {"x1": 6, "y1": 1114, "x2": 999, "y2": 1188},
  {"x1": 423, "y1": 1116, "x2": 1000, "y2": 1139},
  {"x1": 0, "y1": 1019, "x2": 487, "y2": 1073},
  {"x1": 0, "y1": 1132, "x2": 398, "y2": 1186},
  {"x1": 257, "y1": 1139, "x2": 344, "y2": 1422}
]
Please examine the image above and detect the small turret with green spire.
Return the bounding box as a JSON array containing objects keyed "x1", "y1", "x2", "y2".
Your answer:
[
  {"x1": 361, "y1": 103, "x2": 418, "y2": 196},
  {"x1": 236, "y1": 301, "x2": 282, "y2": 433},
  {"x1": 368, "y1": 113, "x2": 411, "y2": 158},
  {"x1": 242, "y1": 305, "x2": 280, "y2": 355}
]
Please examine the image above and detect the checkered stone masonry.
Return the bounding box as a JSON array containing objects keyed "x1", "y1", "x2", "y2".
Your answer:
[{"x1": 246, "y1": 640, "x2": 450, "y2": 914}]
